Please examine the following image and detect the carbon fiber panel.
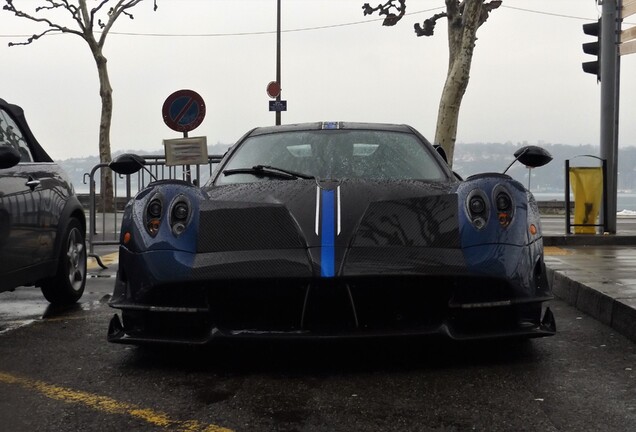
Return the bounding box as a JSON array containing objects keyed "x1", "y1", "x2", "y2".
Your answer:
[
  {"x1": 351, "y1": 194, "x2": 460, "y2": 247},
  {"x1": 191, "y1": 249, "x2": 313, "y2": 279},
  {"x1": 342, "y1": 247, "x2": 468, "y2": 276},
  {"x1": 197, "y1": 201, "x2": 306, "y2": 252}
]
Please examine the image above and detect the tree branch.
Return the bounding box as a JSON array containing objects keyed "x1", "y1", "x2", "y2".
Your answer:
[
  {"x1": 3, "y1": 0, "x2": 84, "y2": 45},
  {"x1": 414, "y1": 12, "x2": 447, "y2": 37},
  {"x1": 90, "y1": 0, "x2": 111, "y2": 29},
  {"x1": 97, "y1": 0, "x2": 143, "y2": 47},
  {"x1": 479, "y1": 0, "x2": 502, "y2": 26},
  {"x1": 362, "y1": 0, "x2": 406, "y2": 26},
  {"x1": 413, "y1": 1, "x2": 499, "y2": 39}
]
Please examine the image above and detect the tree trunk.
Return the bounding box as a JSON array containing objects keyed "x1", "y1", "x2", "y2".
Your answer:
[
  {"x1": 94, "y1": 50, "x2": 114, "y2": 212},
  {"x1": 434, "y1": 0, "x2": 484, "y2": 167}
]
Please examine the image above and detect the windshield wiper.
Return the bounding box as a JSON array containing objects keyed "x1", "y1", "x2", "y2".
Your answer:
[{"x1": 223, "y1": 165, "x2": 314, "y2": 180}]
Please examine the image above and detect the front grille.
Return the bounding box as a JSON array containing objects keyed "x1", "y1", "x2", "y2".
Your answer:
[
  {"x1": 207, "y1": 278, "x2": 451, "y2": 333},
  {"x1": 123, "y1": 276, "x2": 534, "y2": 338},
  {"x1": 349, "y1": 278, "x2": 450, "y2": 330},
  {"x1": 209, "y1": 280, "x2": 307, "y2": 332}
]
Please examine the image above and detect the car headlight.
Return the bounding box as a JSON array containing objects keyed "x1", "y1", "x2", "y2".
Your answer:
[
  {"x1": 145, "y1": 196, "x2": 163, "y2": 236},
  {"x1": 169, "y1": 196, "x2": 191, "y2": 236},
  {"x1": 466, "y1": 189, "x2": 489, "y2": 230},
  {"x1": 493, "y1": 185, "x2": 514, "y2": 228}
]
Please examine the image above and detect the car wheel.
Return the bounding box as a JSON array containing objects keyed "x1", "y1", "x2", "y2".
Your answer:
[{"x1": 41, "y1": 218, "x2": 87, "y2": 305}]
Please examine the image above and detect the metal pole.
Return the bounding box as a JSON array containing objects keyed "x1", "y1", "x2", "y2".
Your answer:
[
  {"x1": 613, "y1": 0, "x2": 622, "y2": 212},
  {"x1": 183, "y1": 130, "x2": 192, "y2": 183},
  {"x1": 599, "y1": 0, "x2": 620, "y2": 233},
  {"x1": 275, "y1": 0, "x2": 281, "y2": 126},
  {"x1": 565, "y1": 159, "x2": 571, "y2": 234}
]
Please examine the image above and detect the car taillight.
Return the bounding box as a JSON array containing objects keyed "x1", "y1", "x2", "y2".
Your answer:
[
  {"x1": 170, "y1": 197, "x2": 191, "y2": 236},
  {"x1": 145, "y1": 197, "x2": 163, "y2": 236}
]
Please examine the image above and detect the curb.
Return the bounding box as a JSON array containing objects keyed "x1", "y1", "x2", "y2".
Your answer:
[
  {"x1": 544, "y1": 235, "x2": 636, "y2": 247},
  {"x1": 547, "y1": 267, "x2": 636, "y2": 344}
]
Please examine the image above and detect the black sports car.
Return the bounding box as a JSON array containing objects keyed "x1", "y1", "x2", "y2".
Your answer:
[
  {"x1": 107, "y1": 121, "x2": 555, "y2": 345},
  {"x1": 0, "y1": 98, "x2": 86, "y2": 304}
]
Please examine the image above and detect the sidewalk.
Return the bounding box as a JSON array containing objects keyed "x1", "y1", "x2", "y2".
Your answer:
[{"x1": 542, "y1": 215, "x2": 636, "y2": 343}]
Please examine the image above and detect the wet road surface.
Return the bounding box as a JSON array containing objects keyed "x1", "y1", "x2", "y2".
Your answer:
[{"x1": 1, "y1": 269, "x2": 636, "y2": 431}]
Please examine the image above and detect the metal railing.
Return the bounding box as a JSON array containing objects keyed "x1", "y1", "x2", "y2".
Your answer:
[{"x1": 83, "y1": 155, "x2": 223, "y2": 268}]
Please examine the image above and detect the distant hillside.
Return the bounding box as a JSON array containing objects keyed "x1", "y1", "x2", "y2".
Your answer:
[
  {"x1": 454, "y1": 143, "x2": 636, "y2": 193},
  {"x1": 58, "y1": 142, "x2": 636, "y2": 194}
]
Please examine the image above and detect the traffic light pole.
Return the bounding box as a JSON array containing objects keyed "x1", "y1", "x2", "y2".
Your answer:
[{"x1": 600, "y1": 0, "x2": 620, "y2": 233}]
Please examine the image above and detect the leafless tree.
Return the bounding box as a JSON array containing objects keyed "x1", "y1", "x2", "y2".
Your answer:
[
  {"x1": 363, "y1": 0, "x2": 502, "y2": 166},
  {"x1": 3, "y1": 0, "x2": 158, "y2": 210}
]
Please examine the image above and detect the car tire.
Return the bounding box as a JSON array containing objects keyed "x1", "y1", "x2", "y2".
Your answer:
[
  {"x1": 41, "y1": 218, "x2": 87, "y2": 305},
  {"x1": 0, "y1": 210, "x2": 9, "y2": 245}
]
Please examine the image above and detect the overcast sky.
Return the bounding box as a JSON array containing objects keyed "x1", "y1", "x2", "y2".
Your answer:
[{"x1": 1, "y1": 0, "x2": 634, "y2": 160}]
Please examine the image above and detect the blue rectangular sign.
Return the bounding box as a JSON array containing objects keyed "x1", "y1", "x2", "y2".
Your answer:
[{"x1": 269, "y1": 100, "x2": 287, "y2": 112}]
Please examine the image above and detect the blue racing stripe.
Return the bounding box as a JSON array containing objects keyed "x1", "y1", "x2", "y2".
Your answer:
[{"x1": 320, "y1": 189, "x2": 336, "y2": 277}]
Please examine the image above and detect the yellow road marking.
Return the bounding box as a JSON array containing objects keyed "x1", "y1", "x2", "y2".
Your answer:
[
  {"x1": 87, "y1": 252, "x2": 119, "y2": 270},
  {"x1": 544, "y1": 246, "x2": 572, "y2": 256},
  {"x1": 0, "y1": 372, "x2": 232, "y2": 432}
]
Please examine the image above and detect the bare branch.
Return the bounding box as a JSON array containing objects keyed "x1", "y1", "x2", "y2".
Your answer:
[
  {"x1": 34, "y1": 0, "x2": 64, "y2": 13},
  {"x1": 479, "y1": 0, "x2": 502, "y2": 26},
  {"x1": 3, "y1": 0, "x2": 84, "y2": 45},
  {"x1": 413, "y1": 0, "x2": 499, "y2": 38},
  {"x1": 90, "y1": 0, "x2": 111, "y2": 28},
  {"x1": 414, "y1": 12, "x2": 447, "y2": 37},
  {"x1": 362, "y1": 0, "x2": 406, "y2": 26},
  {"x1": 7, "y1": 28, "x2": 58, "y2": 46},
  {"x1": 96, "y1": 0, "x2": 143, "y2": 46}
]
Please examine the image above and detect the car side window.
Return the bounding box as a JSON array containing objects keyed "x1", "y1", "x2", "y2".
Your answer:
[{"x1": 0, "y1": 109, "x2": 33, "y2": 163}]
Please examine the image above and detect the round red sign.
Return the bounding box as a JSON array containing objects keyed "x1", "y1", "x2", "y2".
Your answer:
[
  {"x1": 162, "y1": 89, "x2": 206, "y2": 133},
  {"x1": 266, "y1": 81, "x2": 281, "y2": 99}
]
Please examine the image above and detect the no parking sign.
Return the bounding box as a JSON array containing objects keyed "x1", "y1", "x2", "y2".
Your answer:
[{"x1": 162, "y1": 89, "x2": 206, "y2": 133}]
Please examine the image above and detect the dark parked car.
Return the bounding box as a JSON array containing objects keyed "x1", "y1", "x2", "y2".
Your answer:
[
  {"x1": 0, "y1": 98, "x2": 86, "y2": 304},
  {"x1": 107, "y1": 121, "x2": 555, "y2": 345}
]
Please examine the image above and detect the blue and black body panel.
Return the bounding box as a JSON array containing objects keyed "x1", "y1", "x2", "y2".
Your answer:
[{"x1": 109, "y1": 172, "x2": 554, "y2": 345}]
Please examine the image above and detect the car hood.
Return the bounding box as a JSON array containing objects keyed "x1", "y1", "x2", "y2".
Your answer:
[{"x1": 199, "y1": 179, "x2": 460, "y2": 252}]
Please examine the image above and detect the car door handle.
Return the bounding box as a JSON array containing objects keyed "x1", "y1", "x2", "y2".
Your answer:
[{"x1": 26, "y1": 177, "x2": 41, "y2": 190}]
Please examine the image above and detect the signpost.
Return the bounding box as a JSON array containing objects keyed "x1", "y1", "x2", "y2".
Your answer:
[
  {"x1": 623, "y1": 0, "x2": 636, "y2": 19},
  {"x1": 266, "y1": 81, "x2": 281, "y2": 99},
  {"x1": 162, "y1": 90, "x2": 207, "y2": 183},
  {"x1": 274, "y1": 0, "x2": 282, "y2": 125},
  {"x1": 163, "y1": 137, "x2": 208, "y2": 167},
  {"x1": 620, "y1": 2, "x2": 636, "y2": 56},
  {"x1": 269, "y1": 100, "x2": 287, "y2": 112},
  {"x1": 162, "y1": 89, "x2": 206, "y2": 135}
]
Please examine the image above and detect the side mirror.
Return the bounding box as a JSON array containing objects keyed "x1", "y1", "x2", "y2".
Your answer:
[
  {"x1": 433, "y1": 145, "x2": 448, "y2": 163},
  {"x1": 503, "y1": 146, "x2": 552, "y2": 174},
  {"x1": 109, "y1": 153, "x2": 146, "y2": 175},
  {"x1": 515, "y1": 145, "x2": 553, "y2": 168},
  {"x1": 0, "y1": 145, "x2": 21, "y2": 169}
]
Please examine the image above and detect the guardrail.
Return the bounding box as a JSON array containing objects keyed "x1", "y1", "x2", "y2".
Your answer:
[{"x1": 83, "y1": 155, "x2": 223, "y2": 268}]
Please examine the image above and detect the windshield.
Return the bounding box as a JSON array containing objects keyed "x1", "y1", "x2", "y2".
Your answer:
[{"x1": 215, "y1": 129, "x2": 447, "y2": 185}]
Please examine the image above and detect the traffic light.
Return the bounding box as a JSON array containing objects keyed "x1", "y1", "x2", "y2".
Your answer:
[{"x1": 582, "y1": 19, "x2": 601, "y2": 81}]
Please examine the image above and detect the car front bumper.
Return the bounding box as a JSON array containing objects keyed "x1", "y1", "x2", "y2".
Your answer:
[{"x1": 108, "y1": 244, "x2": 555, "y2": 345}]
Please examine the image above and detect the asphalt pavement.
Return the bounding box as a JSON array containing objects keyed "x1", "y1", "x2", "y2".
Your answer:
[{"x1": 88, "y1": 215, "x2": 636, "y2": 344}]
